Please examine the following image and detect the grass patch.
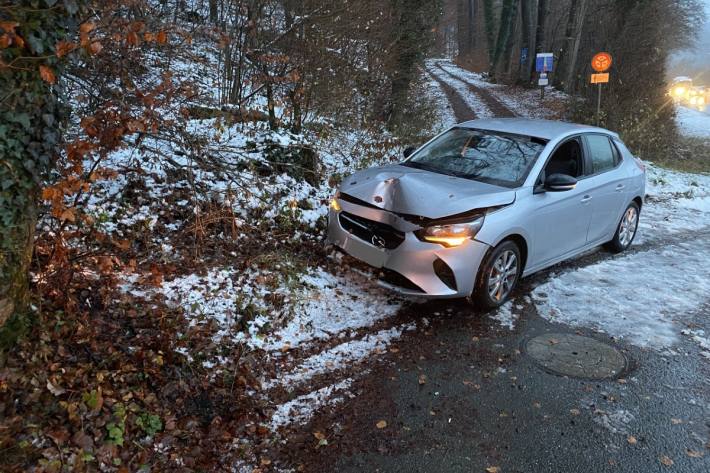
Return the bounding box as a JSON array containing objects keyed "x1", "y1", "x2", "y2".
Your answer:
[{"x1": 649, "y1": 136, "x2": 710, "y2": 174}]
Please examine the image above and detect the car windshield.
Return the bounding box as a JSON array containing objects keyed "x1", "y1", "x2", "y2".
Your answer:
[{"x1": 402, "y1": 127, "x2": 547, "y2": 188}]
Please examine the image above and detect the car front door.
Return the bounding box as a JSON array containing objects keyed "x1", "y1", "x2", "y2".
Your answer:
[
  {"x1": 581, "y1": 134, "x2": 630, "y2": 244},
  {"x1": 529, "y1": 137, "x2": 594, "y2": 267}
]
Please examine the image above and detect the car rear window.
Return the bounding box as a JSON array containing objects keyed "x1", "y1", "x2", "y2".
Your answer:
[{"x1": 586, "y1": 134, "x2": 617, "y2": 174}]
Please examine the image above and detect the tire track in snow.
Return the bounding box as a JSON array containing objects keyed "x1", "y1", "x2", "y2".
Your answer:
[
  {"x1": 427, "y1": 64, "x2": 494, "y2": 119},
  {"x1": 433, "y1": 62, "x2": 514, "y2": 118},
  {"x1": 425, "y1": 69, "x2": 477, "y2": 122}
]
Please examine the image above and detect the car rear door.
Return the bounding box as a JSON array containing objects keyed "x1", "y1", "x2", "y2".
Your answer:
[{"x1": 581, "y1": 134, "x2": 630, "y2": 244}]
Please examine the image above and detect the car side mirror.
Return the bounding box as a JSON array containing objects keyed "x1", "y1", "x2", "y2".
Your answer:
[
  {"x1": 403, "y1": 146, "x2": 416, "y2": 159},
  {"x1": 544, "y1": 173, "x2": 577, "y2": 192}
]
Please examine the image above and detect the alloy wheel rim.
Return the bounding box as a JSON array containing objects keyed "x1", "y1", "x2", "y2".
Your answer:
[
  {"x1": 618, "y1": 207, "x2": 638, "y2": 247},
  {"x1": 488, "y1": 250, "x2": 518, "y2": 302}
]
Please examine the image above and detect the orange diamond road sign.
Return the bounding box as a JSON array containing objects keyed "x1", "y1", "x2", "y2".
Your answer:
[
  {"x1": 592, "y1": 52, "x2": 612, "y2": 72},
  {"x1": 591, "y1": 73, "x2": 609, "y2": 84}
]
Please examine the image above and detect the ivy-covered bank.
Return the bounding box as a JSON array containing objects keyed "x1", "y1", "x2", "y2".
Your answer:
[{"x1": 0, "y1": 0, "x2": 80, "y2": 347}]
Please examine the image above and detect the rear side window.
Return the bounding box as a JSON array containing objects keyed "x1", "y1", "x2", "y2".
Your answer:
[{"x1": 586, "y1": 135, "x2": 617, "y2": 174}]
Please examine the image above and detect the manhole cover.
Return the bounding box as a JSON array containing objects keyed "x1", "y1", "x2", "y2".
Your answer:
[{"x1": 525, "y1": 333, "x2": 626, "y2": 380}]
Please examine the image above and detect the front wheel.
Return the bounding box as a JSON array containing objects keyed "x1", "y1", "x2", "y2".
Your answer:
[
  {"x1": 472, "y1": 240, "x2": 521, "y2": 310},
  {"x1": 606, "y1": 202, "x2": 640, "y2": 253}
]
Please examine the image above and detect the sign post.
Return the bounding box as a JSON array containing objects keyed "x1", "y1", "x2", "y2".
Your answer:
[
  {"x1": 591, "y1": 52, "x2": 613, "y2": 125},
  {"x1": 536, "y1": 52, "x2": 554, "y2": 99}
]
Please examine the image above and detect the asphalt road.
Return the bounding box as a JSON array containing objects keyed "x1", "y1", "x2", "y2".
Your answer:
[{"x1": 290, "y1": 282, "x2": 709, "y2": 472}]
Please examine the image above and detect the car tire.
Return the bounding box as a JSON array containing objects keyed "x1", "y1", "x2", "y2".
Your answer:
[
  {"x1": 605, "y1": 201, "x2": 640, "y2": 253},
  {"x1": 472, "y1": 240, "x2": 521, "y2": 310}
]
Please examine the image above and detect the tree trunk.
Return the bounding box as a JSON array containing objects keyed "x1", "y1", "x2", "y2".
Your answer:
[
  {"x1": 0, "y1": 205, "x2": 36, "y2": 330},
  {"x1": 209, "y1": 0, "x2": 218, "y2": 23},
  {"x1": 563, "y1": 0, "x2": 588, "y2": 94},
  {"x1": 482, "y1": 0, "x2": 497, "y2": 67},
  {"x1": 490, "y1": 0, "x2": 518, "y2": 77},
  {"x1": 517, "y1": 0, "x2": 533, "y2": 83}
]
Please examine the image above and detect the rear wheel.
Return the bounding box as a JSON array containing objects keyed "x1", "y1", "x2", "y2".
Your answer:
[
  {"x1": 606, "y1": 202, "x2": 640, "y2": 253},
  {"x1": 472, "y1": 240, "x2": 521, "y2": 310}
]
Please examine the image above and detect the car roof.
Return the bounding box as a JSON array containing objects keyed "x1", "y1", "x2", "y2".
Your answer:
[{"x1": 457, "y1": 118, "x2": 618, "y2": 141}]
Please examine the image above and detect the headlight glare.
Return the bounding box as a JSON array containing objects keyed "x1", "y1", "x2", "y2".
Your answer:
[
  {"x1": 417, "y1": 216, "x2": 484, "y2": 247},
  {"x1": 330, "y1": 191, "x2": 341, "y2": 212}
]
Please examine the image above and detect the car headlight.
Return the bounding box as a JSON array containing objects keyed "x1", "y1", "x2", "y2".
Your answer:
[
  {"x1": 330, "y1": 191, "x2": 341, "y2": 212},
  {"x1": 416, "y1": 216, "x2": 484, "y2": 247}
]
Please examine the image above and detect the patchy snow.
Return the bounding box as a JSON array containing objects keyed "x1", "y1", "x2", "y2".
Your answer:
[
  {"x1": 423, "y1": 71, "x2": 458, "y2": 130},
  {"x1": 266, "y1": 325, "x2": 413, "y2": 390},
  {"x1": 593, "y1": 409, "x2": 635, "y2": 435},
  {"x1": 489, "y1": 301, "x2": 520, "y2": 330},
  {"x1": 682, "y1": 329, "x2": 710, "y2": 359},
  {"x1": 675, "y1": 105, "x2": 710, "y2": 138},
  {"x1": 263, "y1": 268, "x2": 402, "y2": 351},
  {"x1": 269, "y1": 379, "x2": 354, "y2": 428},
  {"x1": 533, "y1": 238, "x2": 710, "y2": 349}
]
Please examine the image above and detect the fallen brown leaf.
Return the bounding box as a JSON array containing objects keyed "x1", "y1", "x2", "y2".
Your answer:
[
  {"x1": 485, "y1": 467, "x2": 501, "y2": 473},
  {"x1": 418, "y1": 374, "x2": 427, "y2": 385},
  {"x1": 376, "y1": 420, "x2": 387, "y2": 429},
  {"x1": 570, "y1": 408, "x2": 581, "y2": 416},
  {"x1": 660, "y1": 455, "x2": 673, "y2": 467},
  {"x1": 627, "y1": 435, "x2": 637, "y2": 445},
  {"x1": 686, "y1": 449, "x2": 703, "y2": 458}
]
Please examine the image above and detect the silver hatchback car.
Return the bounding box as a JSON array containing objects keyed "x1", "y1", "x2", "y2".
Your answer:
[{"x1": 327, "y1": 119, "x2": 646, "y2": 308}]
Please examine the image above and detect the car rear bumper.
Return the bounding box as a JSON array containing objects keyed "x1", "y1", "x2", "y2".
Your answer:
[{"x1": 326, "y1": 204, "x2": 490, "y2": 298}]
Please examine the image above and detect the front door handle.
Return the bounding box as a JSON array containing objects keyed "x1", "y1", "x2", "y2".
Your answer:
[
  {"x1": 580, "y1": 195, "x2": 592, "y2": 204},
  {"x1": 615, "y1": 184, "x2": 625, "y2": 191}
]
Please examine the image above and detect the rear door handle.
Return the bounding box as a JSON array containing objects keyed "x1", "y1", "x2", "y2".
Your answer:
[{"x1": 580, "y1": 195, "x2": 592, "y2": 203}]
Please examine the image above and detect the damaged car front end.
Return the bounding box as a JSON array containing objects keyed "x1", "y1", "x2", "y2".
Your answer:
[{"x1": 326, "y1": 158, "x2": 519, "y2": 298}]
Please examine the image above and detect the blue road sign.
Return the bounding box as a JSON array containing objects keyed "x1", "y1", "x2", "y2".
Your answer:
[
  {"x1": 535, "y1": 53, "x2": 554, "y2": 73},
  {"x1": 520, "y1": 47, "x2": 529, "y2": 65}
]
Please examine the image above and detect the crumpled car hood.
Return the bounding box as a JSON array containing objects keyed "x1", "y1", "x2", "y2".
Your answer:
[{"x1": 340, "y1": 164, "x2": 516, "y2": 219}]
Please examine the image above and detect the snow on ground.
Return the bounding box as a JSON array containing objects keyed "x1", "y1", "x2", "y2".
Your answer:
[
  {"x1": 426, "y1": 59, "x2": 493, "y2": 119},
  {"x1": 682, "y1": 329, "x2": 710, "y2": 359},
  {"x1": 532, "y1": 239, "x2": 710, "y2": 348},
  {"x1": 532, "y1": 164, "x2": 710, "y2": 350},
  {"x1": 270, "y1": 379, "x2": 354, "y2": 429},
  {"x1": 264, "y1": 325, "x2": 413, "y2": 390},
  {"x1": 423, "y1": 71, "x2": 458, "y2": 131},
  {"x1": 489, "y1": 301, "x2": 521, "y2": 330},
  {"x1": 675, "y1": 105, "x2": 710, "y2": 138},
  {"x1": 636, "y1": 163, "x2": 710, "y2": 242},
  {"x1": 263, "y1": 268, "x2": 402, "y2": 351},
  {"x1": 435, "y1": 59, "x2": 568, "y2": 120}
]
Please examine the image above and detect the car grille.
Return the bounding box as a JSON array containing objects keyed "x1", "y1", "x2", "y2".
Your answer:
[{"x1": 338, "y1": 212, "x2": 405, "y2": 249}]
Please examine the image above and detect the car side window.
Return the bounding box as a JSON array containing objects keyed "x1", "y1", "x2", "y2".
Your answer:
[
  {"x1": 542, "y1": 137, "x2": 584, "y2": 180},
  {"x1": 586, "y1": 135, "x2": 617, "y2": 174}
]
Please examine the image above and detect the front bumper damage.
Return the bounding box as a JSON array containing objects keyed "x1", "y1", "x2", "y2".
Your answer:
[{"x1": 326, "y1": 197, "x2": 491, "y2": 298}]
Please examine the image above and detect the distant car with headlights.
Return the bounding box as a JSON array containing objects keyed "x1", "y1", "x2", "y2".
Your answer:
[
  {"x1": 669, "y1": 76, "x2": 693, "y2": 102},
  {"x1": 327, "y1": 119, "x2": 646, "y2": 308},
  {"x1": 688, "y1": 86, "x2": 707, "y2": 109}
]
